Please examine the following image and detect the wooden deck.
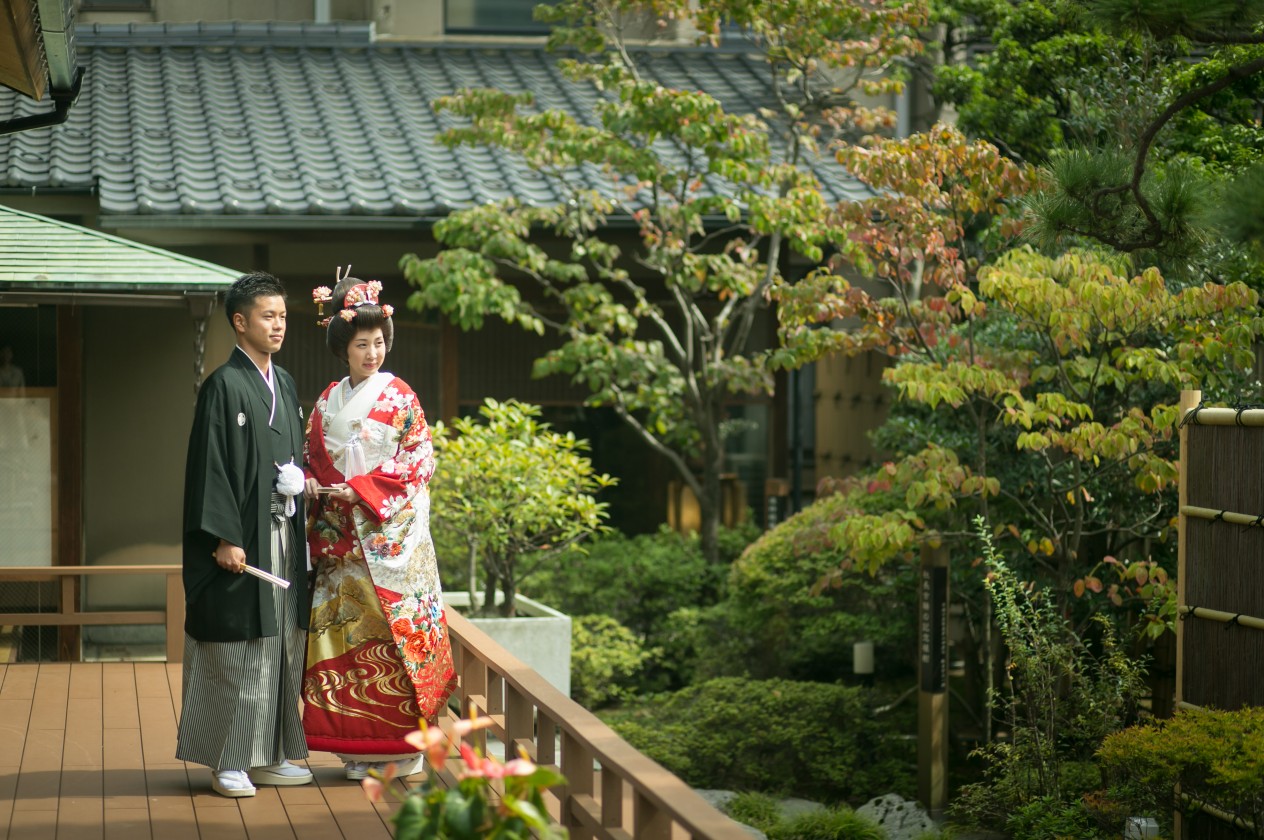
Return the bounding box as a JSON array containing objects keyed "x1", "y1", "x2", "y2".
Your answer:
[{"x1": 0, "y1": 661, "x2": 406, "y2": 840}]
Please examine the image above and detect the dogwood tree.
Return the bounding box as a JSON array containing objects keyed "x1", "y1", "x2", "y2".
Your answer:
[{"x1": 401, "y1": 0, "x2": 928, "y2": 565}]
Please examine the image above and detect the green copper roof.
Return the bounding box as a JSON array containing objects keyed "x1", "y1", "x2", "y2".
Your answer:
[{"x1": 0, "y1": 203, "x2": 239, "y2": 293}]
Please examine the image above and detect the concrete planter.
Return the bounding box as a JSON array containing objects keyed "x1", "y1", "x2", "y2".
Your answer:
[{"x1": 444, "y1": 592, "x2": 572, "y2": 697}]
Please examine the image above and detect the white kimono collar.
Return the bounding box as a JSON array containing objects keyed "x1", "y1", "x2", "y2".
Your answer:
[{"x1": 235, "y1": 345, "x2": 276, "y2": 425}]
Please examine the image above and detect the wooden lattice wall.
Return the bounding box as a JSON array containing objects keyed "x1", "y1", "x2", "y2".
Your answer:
[{"x1": 1176, "y1": 389, "x2": 1264, "y2": 838}]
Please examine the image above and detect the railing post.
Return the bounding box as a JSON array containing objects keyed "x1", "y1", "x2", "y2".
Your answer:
[
  {"x1": 166, "y1": 572, "x2": 185, "y2": 663},
  {"x1": 465, "y1": 653, "x2": 489, "y2": 755},
  {"x1": 58, "y1": 576, "x2": 79, "y2": 661},
  {"x1": 601, "y1": 769, "x2": 623, "y2": 833},
  {"x1": 560, "y1": 730, "x2": 594, "y2": 839},
  {"x1": 505, "y1": 685, "x2": 533, "y2": 763},
  {"x1": 634, "y1": 789, "x2": 671, "y2": 840}
]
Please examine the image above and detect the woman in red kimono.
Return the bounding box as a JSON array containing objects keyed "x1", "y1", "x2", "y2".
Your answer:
[{"x1": 302, "y1": 270, "x2": 455, "y2": 780}]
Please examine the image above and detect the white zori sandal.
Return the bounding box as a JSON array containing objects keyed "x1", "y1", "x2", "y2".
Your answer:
[
  {"x1": 211, "y1": 770, "x2": 256, "y2": 798},
  {"x1": 251, "y1": 760, "x2": 315, "y2": 786}
]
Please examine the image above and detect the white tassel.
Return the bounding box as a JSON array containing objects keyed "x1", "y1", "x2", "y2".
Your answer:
[
  {"x1": 276, "y1": 461, "x2": 305, "y2": 518},
  {"x1": 344, "y1": 436, "x2": 367, "y2": 479}
]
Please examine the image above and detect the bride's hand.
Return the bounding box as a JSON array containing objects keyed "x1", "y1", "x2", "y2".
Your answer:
[
  {"x1": 304, "y1": 477, "x2": 321, "y2": 503},
  {"x1": 329, "y1": 483, "x2": 361, "y2": 505}
]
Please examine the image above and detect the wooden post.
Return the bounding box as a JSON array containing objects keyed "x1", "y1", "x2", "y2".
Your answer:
[
  {"x1": 918, "y1": 543, "x2": 949, "y2": 818},
  {"x1": 1174, "y1": 388, "x2": 1200, "y2": 839},
  {"x1": 165, "y1": 571, "x2": 185, "y2": 663},
  {"x1": 57, "y1": 305, "x2": 83, "y2": 661},
  {"x1": 440, "y1": 318, "x2": 460, "y2": 422}
]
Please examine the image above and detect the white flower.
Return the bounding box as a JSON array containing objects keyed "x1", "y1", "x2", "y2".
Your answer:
[{"x1": 380, "y1": 494, "x2": 409, "y2": 519}]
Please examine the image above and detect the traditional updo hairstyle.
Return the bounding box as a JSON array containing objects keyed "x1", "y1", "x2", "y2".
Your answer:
[{"x1": 325, "y1": 275, "x2": 395, "y2": 362}]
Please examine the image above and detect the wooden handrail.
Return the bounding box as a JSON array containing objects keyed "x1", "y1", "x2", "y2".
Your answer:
[
  {"x1": 443, "y1": 608, "x2": 748, "y2": 840},
  {"x1": 0, "y1": 566, "x2": 745, "y2": 836},
  {"x1": 0, "y1": 564, "x2": 184, "y2": 662}
]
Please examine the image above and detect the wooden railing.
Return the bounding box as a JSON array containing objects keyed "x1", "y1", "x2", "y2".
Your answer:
[
  {"x1": 443, "y1": 609, "x2": 748, "y2": 840},
  {"x1": 0, "y1": 567, "x2": 747, "y2": 837},
  {"x1": 0, "y1": 564, "x2": 184, "y2": 662}
]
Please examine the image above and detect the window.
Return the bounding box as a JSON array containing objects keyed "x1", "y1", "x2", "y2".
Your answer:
[{"x1": 445, "y1": 0, "x2": 556, "y2": 34}]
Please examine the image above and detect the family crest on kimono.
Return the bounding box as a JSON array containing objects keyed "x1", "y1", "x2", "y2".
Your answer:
[
  {"x1": 176, "y1": 272, "x2": 315, "y2": 798},
  {"x1": 302, "y1": 268, "x2": 456, "y2": 780}
]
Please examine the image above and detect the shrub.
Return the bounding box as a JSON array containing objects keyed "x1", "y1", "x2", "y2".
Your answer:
[
  {"x1": 602, "y1": 677, "x2": 914, "y2": 804},
  {"x1": 768, "y1": 808, "x2": 886, "y2": 840},
  {"x1": 1098, "y1": 706, "x2": 1264, "y2": 835},
  {"x1": 1003, "y1": 797, "x2": 1097, "y2": 840},
  {"x1": 726, "y1": 791, "x2": 782, "y2": 833},
  {"x1": 570, "y1": 615, "x2": 653, "y2": 709},
  {"x1": 699, "y1": 494, "x2": 917, "y2": 684},
  {"x1": 524, "y1": 524, "x2": 757, "y2": 691},
  {"x1": 430, "y1": 399, "x2": 615, "y2": 617},
  {"x1": 951, "y1": 518, "x2": 1146, "y2": 833}
]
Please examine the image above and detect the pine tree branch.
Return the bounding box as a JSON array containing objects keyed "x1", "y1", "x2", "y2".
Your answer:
[{"x1": 1091, "y1": 53, "x2": 1264, "y2": 250}]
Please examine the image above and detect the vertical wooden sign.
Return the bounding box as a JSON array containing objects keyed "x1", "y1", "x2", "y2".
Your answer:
[{"x1": 918, "y1": 544, "x2": 949, "y2": 817}]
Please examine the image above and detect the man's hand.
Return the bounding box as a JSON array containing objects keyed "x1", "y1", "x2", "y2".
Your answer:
[
  {"x1": 214, "y1": 539, "x2": 247, "y2": 573},
  {"x1": 304, "y1": 476, "x2": 321, "y2": 503}
]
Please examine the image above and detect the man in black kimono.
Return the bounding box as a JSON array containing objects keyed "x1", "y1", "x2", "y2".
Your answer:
[{"x1": 175, "y1": 272, "x2": 314, "y2": 798}]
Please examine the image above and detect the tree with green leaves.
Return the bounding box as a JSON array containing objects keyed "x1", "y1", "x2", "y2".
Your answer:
[
  {"x1": 928, "y1": 0, "x2": 1264, "y2": 273},
  {"x1": 765, "y1": 111, "x2": 1264, "y2": 736},
  {"x1": 401, "y1": 0, "x2": 928, "y2": 565},
  {"x1": 429, "y1": 399, "x2": 615, "y2": 617}
]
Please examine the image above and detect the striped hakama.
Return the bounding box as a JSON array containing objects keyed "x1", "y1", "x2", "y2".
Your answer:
[{"x1": 175, "y1": 494, "x2": 308, "y2": 770}]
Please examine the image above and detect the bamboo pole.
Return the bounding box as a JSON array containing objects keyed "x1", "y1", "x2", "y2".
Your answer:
[
  {"x1": 1181, "y1": 505, "x2": 1264, "y2": 526},
  {"x1": 1175, "y1": 389, "x2": 1199, "y2": 840},
  {"x1": 1175, "y1": 388, "x2": 1199, "y2": 714},
  {"x1": 1176, "y1": 406, "x2": 1264, "y2": 427},
  {"x1": 1179, "y1": 793, "x2": 1256, "y2": 832},
  {"x1": 1177, "y1": 605, "x2": 1264, "y2": 631}
]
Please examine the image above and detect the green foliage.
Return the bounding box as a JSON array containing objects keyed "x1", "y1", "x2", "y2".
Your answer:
[
  {"x1": 523, "y1": 523, "x2": 755, "y2": 690},
  {"x1": 1098, "y1": 706, "x2": 1264, "y2": 835},
  {"x1": 725, "y1": 793, "x2": 888, "y2": 840},
  {"x1": 376, "y1": 717, "x2": 567, "y2": 840},
  {"x1": 603, "y1": 677, "x2": 914, "y2": 804},
  {"x1": 693, "y1": 493, "x2": 916, "y2": 683},
  {"x1": 781, "y1": 244, "x2": 1262, "y2": 614},
  {"x1": 725, "y1": 792, "x2": 782, "y2": 833},
  {"x1": 1002, "y1": 796, "x2": 1098, "y2": 840},
  {"x1": 401, "y1": 0, "x2": 929, "y2": 564},
  {"x1": 767, "y1": 808, "x2": 886, "y2": 840},
  {"x1": 928, "y1": 0, "x2": 1131, "y2": 164},
  {"x1": 570, "y1": 615, "x2": 653, "y2": 709},
  {"x1": 949, "y1": 517, "x2": 1147, "y2": 834},
  {"x1": 430, "y1": 398, "x2": 615, "y2": 616},
  {"x1": 931, "y1": 0, "x2": 1264, "y2": 267}
]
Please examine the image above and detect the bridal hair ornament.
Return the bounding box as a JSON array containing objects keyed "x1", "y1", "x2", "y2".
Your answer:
[{"x1": 312, "y1": 265, "x2": 394, "y2": 327}]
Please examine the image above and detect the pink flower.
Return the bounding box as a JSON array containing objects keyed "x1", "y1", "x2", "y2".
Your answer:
[
  {"x1": 502, "y1": 757, "x2": 537, "y2": 777},
  {"x1": 452, "y1": 714, "x2": 494, "y2": 737},
  {"x1": 383, "y1": 304, "x2": 395, "y2": 318},
  {"x1": 340, "y1": 309, "x2": 356, "y2": 322},
  {"x1": 362, "y1": 776, "x2": 385, "y2": 802},
  {"x1": 405, "y1": 724, "x2": 451, "y2": 772},
  {"x1": 458, "y1": 742, "x2": 506, "y2": 779},
  {"x1": 312, "y1": 286, "x2": 333, "y2": 303}
]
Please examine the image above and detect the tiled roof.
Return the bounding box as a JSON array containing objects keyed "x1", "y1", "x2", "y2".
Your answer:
[
  {"x1": 0, "y1": 22, "x2": 872, "y2": 224},
  {"x1": 0, "y1": 203, "x2": 238, "y2": 290}
]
